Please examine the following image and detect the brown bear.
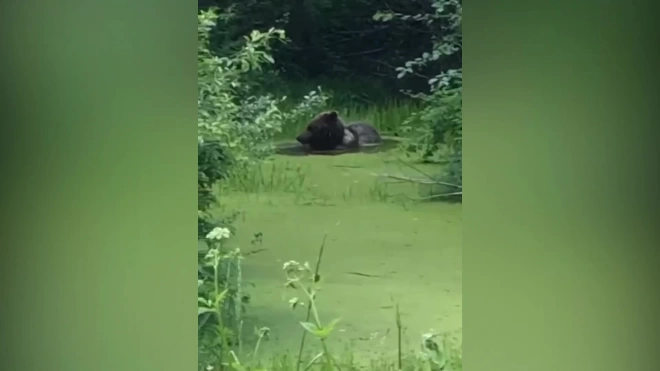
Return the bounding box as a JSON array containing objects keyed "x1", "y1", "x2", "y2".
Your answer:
[
  {"x1": 296, "y1": 111, "x2": 382, "y2": 151},
  {"x1": 343, "y1": 122, "x2": 382, "y2": 148}
]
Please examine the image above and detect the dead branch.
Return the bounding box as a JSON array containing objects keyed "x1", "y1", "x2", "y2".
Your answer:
[{"x1": 371, "y1": 172, "x2": 462, "y2": 189}]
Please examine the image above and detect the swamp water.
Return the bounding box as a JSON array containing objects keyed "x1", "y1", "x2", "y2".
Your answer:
[
  {"x1": 215, "y1": 143, "x2": 462, "y2": 362},
  {"x1": 274, "y1": 137, "x2": 402, "y2": 157}
]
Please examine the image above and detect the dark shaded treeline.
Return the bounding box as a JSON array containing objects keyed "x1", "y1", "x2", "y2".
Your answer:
[{"x1": 198, "y1": 0, "x2": 460, "y2": 96}]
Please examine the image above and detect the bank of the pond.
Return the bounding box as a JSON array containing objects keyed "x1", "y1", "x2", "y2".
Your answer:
[{"x1": 217, "y1": 152, "x2": 462, "y2": 362}]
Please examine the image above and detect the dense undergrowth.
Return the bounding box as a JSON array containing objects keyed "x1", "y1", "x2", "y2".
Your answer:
[{"x1": 198, "y1": 0, "x2": 462, "y2": 369}]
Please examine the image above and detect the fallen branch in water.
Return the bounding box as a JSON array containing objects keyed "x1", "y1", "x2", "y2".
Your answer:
[
  {"x1": 371, "y1": 173, "x2": 462, "y2": 189},
  {"x1": 388, "y1": 191, "x2": 462, "y2": 201},
  {"x1": 416, "y1": 192, "x2": 462, "y2": 199}
]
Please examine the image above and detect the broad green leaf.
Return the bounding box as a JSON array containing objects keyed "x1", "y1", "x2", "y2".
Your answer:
[
  {"x1": 313, "y1": 317, "x2": 341, "y2": 339},
  {"x1": 300, "y1": 321, "x2": 319, "y2": 335}
]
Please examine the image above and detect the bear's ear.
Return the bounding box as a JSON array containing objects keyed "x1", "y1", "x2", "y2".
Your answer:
[{"x1": 327, "y1": 111, "x2": 338, "y2": 119}]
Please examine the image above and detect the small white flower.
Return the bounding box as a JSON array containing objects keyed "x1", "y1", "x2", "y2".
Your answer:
[{"x1": 206, "y1": 227, "x2": 231, "y2": 241}]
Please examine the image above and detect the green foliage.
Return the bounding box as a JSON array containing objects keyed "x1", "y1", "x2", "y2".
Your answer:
[
  {"x1": 200, "y1": 0, "x2": 445, "y2": 96},
  {"x1": 197, "y1": 7, "x2": 332, "y2": 369},
  {"x1": 199, "y1": 7, "x2": 282, "y2": 367},
  {"x1": 198, "y1": 7, "x2": 286, "y2": 164},
  {"x1": 197, "y1": 5, "x2": 328, "y2": 232},
  {"x1": 199, "y1": 7, "x2": 330, "y2": 162},
  {"x1": 198, "y1": 228, "x2": 245, "y2": 370},
  {"x1": 197, "y1": 2, "x2": 463, "y2": 369},
  {"x1": 402, "y1": 70, "x2": 462, "y2": 163},
  {"x1": 376, "y1": 0, "x2": 462, "y2": 198},
  {"x1": 199, "y1": 139, "x2": 233, "y2": 238},
  {"x1": 283, "y1": 255, "x2": 342, "y2": 370}
]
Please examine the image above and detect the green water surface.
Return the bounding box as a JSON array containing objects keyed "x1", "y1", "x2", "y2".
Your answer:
[{"x1": 217, "y1": 148, "x2": 462, "y2": 362}]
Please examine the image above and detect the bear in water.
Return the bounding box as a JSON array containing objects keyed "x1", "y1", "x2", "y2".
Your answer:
[
  {"x1": 343, "y1": 122, "x2": 382, "y2": 148},
  {"x1": 296, "y1": 111, "x2": 382, "y2": 151}
]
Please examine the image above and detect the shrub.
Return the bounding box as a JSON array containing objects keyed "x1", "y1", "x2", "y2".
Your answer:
[
  {"x1": 198, "y1": 139, "x2": 233, "y2": 238},
  {"x1": 197, "y1": 7, "x2": 330, "y2": 369},
  {"x1": 198, "y1": 7, "x2": 287, "y2": 367},
  {"x1": 375, "y1": 0, "x2": 462, "y2": 199},
  {"x1": 198, "y1": 7, "x2": 286, "y2": 165},
  {"x1": 198, "y1": 8, "x2": 329, "y2": 166}
]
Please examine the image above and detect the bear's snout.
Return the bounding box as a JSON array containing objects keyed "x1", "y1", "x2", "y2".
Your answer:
[{"x1": 296, "y1": 131, "x2": 312, "y2": 144}]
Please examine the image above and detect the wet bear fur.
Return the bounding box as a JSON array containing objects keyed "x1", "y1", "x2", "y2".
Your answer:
[
  {"x1": 295, "y1": 111, "x2": 346, "y2": 151},
  {"x1": 343, "y1": 122, "x2": 382, "y2": 148},
  {"x1": 296, "y1": 111, "x2": 382, "y2": 151}
]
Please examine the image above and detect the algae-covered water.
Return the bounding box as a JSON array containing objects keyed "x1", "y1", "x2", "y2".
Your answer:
[{"x1": 218, "y1": 145, "x2": 462, "y2": 361}]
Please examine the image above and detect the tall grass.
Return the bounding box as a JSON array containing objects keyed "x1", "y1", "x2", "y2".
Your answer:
[
  {"x1": 217, "y1": 159, "x2": 429, "y2": 206},
  {"x1": 279, "y1": 100, "x2": 420, "y2": 139},
  {"x1": 220, "y1": 161, "x2": 310, "y2": 195},
  {"x1": 275, "y1": 79, "x2": 421, "y2": 139},
  {"x1": 265, "y1": 78, "x2": 406, "y2": 107}
]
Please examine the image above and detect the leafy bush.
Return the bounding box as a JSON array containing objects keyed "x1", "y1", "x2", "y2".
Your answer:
[
  {"x1": 402, "y1": 70, "x2": 462, "y2": 164},
  {"x1": 198, "y1": 7, "x2": 286, "y2": 367},
  {"x1": 197, "y1": 7, "x2": 331, "y2": 369},
  {"x1": 198, "y1": 8, "x2": 329, "y2": 165},
  {"x1": 375, "y1": 0, "x2": 462, "y2": 199},
  {"x1": 197, "y1": 6, "x2": 328, "y2": 237},
  {"x1": 198, "y1": 139, "x2": 233, "y2": 238},
  {"x1": 198, "y1": 8, "x2": 285, "y2": 164}
]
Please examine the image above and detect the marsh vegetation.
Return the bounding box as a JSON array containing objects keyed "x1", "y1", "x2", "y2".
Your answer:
[{"x1": 198, "y1": 1, "x2": 462, "y2": 369}]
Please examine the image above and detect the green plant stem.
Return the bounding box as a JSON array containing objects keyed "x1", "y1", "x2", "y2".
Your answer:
[
  {"x1": 300, "y1": 285, "x2": 322, "y2": 326},
  {"x1": 396, "y1": 303, "x2": 402, "y2": 371},
  {"x1": 299, "y1": 284, "x2": 339, "y2": 370},
  {"x1": 213, "y1": 258, "x2": 227, "y2": 370},
  {"x1": 296, "y1": 233, "x2": 328, "y2": 371},
  {"x1": 253, "y1": 332, "x2": 265, "y2": 361}
]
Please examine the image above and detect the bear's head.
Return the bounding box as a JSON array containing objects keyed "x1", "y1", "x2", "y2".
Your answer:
[{"x1": 295, "y1": 111, "x2": 346, "y2": 151}]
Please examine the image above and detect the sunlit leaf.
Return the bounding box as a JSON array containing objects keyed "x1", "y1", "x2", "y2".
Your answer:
[{"x1": 300, "y1": 321, "x2": 319, "y2": 335}]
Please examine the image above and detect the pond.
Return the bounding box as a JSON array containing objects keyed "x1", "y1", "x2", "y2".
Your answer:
[
  {"x1": 217, "y1": 147, "x2": 462, "y2": 362},
  {"x1": 274, "y1": 137, "x2": 403, "y2": 157}
]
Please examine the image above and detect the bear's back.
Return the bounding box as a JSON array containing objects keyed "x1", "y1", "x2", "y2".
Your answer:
[{"x1": 346, "y1": 122, "x2": 382, "y2": 146}]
